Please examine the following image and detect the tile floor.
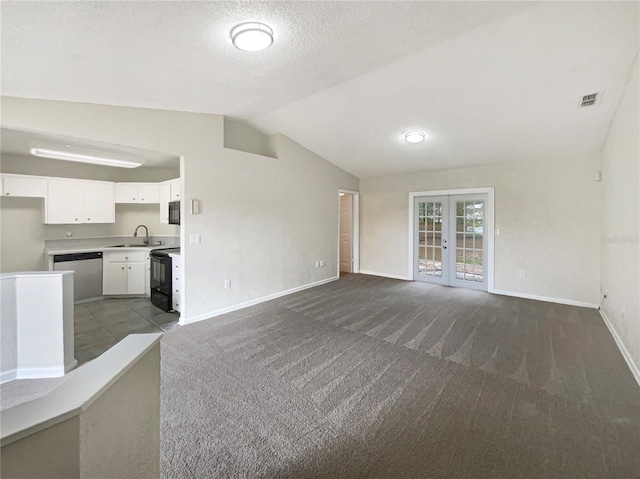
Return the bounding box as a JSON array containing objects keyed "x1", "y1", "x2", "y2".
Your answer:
[{"x1": 75, "y1": 298, "x2": 179, "y2": 365}]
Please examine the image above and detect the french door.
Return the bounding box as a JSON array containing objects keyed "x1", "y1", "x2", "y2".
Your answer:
[{"x1": 414, "y1": 194, "x2": 488, "y2": 291}]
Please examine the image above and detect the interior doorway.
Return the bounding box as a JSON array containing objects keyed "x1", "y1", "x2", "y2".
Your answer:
[
  {"x1": 409, "y1": 188, "x2": 494, "y2": 292},
  {"x1": 338, "y1": 189, "x2": 360, "y2": 277}
]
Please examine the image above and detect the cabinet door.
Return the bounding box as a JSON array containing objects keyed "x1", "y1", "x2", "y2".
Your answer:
[
  {"x1": 138, "y1": 183, "x2": 160, "y2": 204},
  {"x1": 126, "y1": 262, "x2": 147, "y2": 295},
  {"x1": 172, "y1": 257, "x2": 181, "y2": 312},
  {"x1": 170, "y1": 179, "x2": 181, "y2": 201},
  {"x1": 115, "y1": 183, "x2": 138, "y2": 203},
  {"x1": 84, "y1": 182, "x2": 115, "y2": 223},
  {"x1": 103, "y1": 262, "x2": 127, "y2": 295},
  {"x1": 3, "y1": 176, "x2": 47, "y2": 197},
  {"x1": 47, "y1": 179, "x2": 84, "y2": 224},
  {"x1": 159, "y1": 182, "x2": 171, "y2": 224},
  {"x1": 145, "y1": 256, "x2": 151, "y2": 297}
]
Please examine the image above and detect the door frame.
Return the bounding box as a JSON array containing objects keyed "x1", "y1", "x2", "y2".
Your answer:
[
  {"x1": 408, "y1": 187, "x2": 495, "y2": 292},
  {"x1": 338, "y1": 189, "x2": 360, "y2": 275}
]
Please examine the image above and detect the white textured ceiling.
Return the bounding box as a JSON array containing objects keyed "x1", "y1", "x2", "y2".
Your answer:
[{"x1": 2, "y1": 1, "x2": 638, "y2": 178}]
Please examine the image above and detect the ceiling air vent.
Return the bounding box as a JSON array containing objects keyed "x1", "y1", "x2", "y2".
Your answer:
[{"x1": 579, "y1": 91, "x2": 603, "y2": 108}]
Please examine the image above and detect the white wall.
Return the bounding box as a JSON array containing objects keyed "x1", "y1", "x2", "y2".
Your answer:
[
  {"x1": 0, "y1": 276, "x2": 18, "y2": 381},
  {"x1": 360, "y1": 153, "x2": 602, "y2": 305},
  {"x1": 1, "y1": 272, "x2": 75, "y2": 382},
  {"x1": 600, "y1": 54, "x2": 639, "y2": 371},
  {"x1": 0, "y1": 197, "x2": 46, "y2": 272},
  {"x1": 1, "y1": 335, "x2": 161, "y2": 479},
  {"x1": 1, "y1": 97, "x2": 358, "y2": 321}
]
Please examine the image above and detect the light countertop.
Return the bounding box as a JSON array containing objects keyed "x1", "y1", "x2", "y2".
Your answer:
[{"x1": 45, "y1": 245, "x2": 176, "y2": 256}]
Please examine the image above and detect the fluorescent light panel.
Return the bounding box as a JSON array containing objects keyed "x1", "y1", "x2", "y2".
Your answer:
[{"x1": 30, "y1": 147, "x2": 144, "y2": 168}]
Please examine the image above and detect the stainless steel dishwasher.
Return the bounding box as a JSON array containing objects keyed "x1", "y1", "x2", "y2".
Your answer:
[{"x1": 53, "y1": 252, "x2": 103, "y2": 302}]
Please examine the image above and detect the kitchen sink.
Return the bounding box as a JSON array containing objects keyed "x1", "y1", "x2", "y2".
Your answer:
[{"x1": 108, "y1": 244, "x2": 150, "y2": 248}]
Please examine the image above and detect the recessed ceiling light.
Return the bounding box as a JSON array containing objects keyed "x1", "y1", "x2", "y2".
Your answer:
[
  {"x1": 30, "y1": 147, "x2": 144, "y2": 168},
  {"x1": 231, "y1": 22, "x2": 274, "y2": 52},
  {"x1": 404, "y1": 131, "x2": 426, "y2": 144}
]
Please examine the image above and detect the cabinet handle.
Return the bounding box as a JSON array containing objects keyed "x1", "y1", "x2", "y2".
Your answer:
[
  {"x1": 125, "y1": 256, "x2": 128, "y2": 259},
  {"x1": 141, "y1": 198, "x2": 144, "y2": 201},
  {"x1": 129, "y1": 267, "x2": 131, "y2": 270},
  {"x1": 87, "y1": 218, "x2": 90, "y2": 221},
  {"x1": 121, "y1": 267, "x2": 125, "y2": 270},
  {"x1": 133, "y1": 197, "x2": 136, "y2": 200},
  {"x1": 5, "y1": 192, "x2": 10, "y2": 195}
]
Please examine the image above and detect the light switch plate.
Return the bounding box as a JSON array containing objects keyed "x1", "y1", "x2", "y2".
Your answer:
[{"x1": 190, "y1": 234, "x2": 201, "y2": 244}]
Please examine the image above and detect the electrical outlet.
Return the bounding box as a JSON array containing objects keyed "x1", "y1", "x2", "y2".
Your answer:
[
  {"x1": 315, "y1": 261, "x2": 320, "y2": 268},
  {"x1": 519, "y1": 270, "x2": 526, "y2": 278},
  {"x1": 495, "y1": 228, "x2": 501, "y2": 236},
  {"x1": 224, "y1": 279, "x2": 231, "y2": 289},
  {"x1": 320, "y1": 260, "x2": 325, "y2": 267},
  {"x1": 621, "y1": 307, "x2": 626, "y2": 319},
  {"x1": 190, "y1": 234, "x2": 201, "y2": 244}
]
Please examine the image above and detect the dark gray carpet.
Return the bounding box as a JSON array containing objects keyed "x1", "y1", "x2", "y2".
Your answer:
[{"x1": 161, "y1": 274, "x2": 640, "y2": 478}]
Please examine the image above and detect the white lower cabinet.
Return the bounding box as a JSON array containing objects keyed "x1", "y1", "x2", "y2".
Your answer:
[
  {"x1": 171, "y1": 255, "x2": 182, "y2": 313},
  {"x1": 103, "y1": 251, "x2": 147, "y2": 295}
]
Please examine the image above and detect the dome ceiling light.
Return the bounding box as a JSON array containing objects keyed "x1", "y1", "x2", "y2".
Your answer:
[
  {"x1": 231, "y1": 22, "x2": 274, "y2": 52},
  {"x1": 404, "y1": 131, "x2": 426, "y2": 144}
]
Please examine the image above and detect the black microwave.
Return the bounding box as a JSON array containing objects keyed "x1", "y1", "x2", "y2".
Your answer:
[{"x1": 168, "y1": 201, "x2": 180, "y2": 225}]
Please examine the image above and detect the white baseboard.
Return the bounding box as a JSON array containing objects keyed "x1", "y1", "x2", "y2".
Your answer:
[
  {"x1": 65, "y1": 359, "x2": 78, "y2": 373},
  {"x1": 599, "y1": 309, "x2": 640, "y2": 389},
  {"x1": 1, "y1": 362, "x2": 75, "y2": 384},
  {"x1": 491, "y1": 289, "x2": 599, "y2": 309},
  {"x1": 1, "y1": 369, "x2": 17, "y2": 384},
  {"x1": 182, "y1": 276, "x2": 340, "y2": 325},
  {"x1": 16, "y1": 366, "x2": 66, "y2": 379},
  {"x1": 359, "y1": 270, "x2": 412, "y2": 281}
]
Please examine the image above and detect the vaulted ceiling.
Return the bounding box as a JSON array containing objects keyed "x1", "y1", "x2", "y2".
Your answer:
[{"x1": 2, "y1": 1, "x2": 638, "y2": 177}]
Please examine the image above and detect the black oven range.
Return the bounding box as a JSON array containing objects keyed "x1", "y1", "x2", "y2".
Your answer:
[{"x1": 149, "y1": 248, "x2": 179, "y2": 312}]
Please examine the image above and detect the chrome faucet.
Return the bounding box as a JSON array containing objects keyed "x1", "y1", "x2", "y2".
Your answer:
[{"x1": 133, "y1": 225, "x2": 149, "y2": 245}]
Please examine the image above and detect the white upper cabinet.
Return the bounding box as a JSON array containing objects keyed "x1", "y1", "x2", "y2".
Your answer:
[
  {"x1": 138, "y1": 183, "x2": 160, "y2": 203},
  {"x1": 169, "y1": 179, "x2": 180, "y2": 201},
  {"x1": 159, "y1": 178, "x2": 180, "y2": 224},
  {"x1": 47, "y1": 179, "x2": 115, "y2": 224},
  {"x1": 2, "y1": 175, "x2": 47, "y2": 198},
  {"x1": 115, "y1": 182, "x2": 160, "y2": 203},
  {"x1": 47, "y1": 179, "x2": 85, "y2": 224},
  {"x1": 3, "y1": 174, "x2": 175, "y2": 224},
  {"x1": 85, "y1": 182, "x2": 116, "y2": 223}
]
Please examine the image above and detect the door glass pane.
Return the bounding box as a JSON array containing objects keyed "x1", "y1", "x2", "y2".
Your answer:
[
  {"x1": 418, "y1": 246, "x2": 426, "y2": 274},
  {"x1": 433, "y1": 248, "x2": 442, "y2": 277},
  {"x1": 419, "y1": 232, "x2": 426, "y2": 246},
  {"x1": 426, "y1": 217, "x2": 434, "y2": 231}
]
